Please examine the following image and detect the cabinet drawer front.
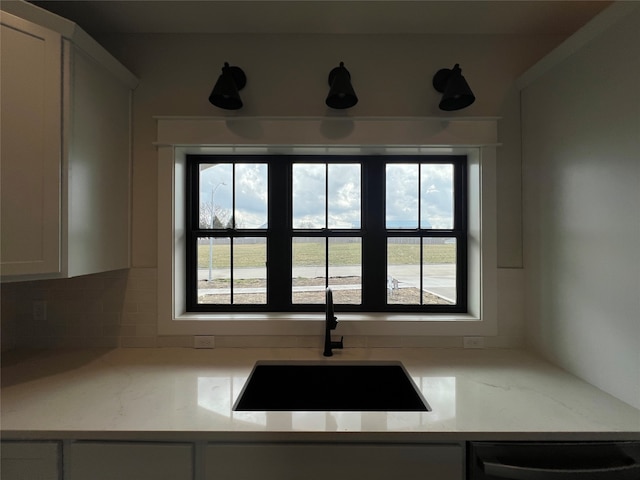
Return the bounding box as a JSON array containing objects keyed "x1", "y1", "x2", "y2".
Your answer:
[
  {"x1": 67, "y1": 442, "x2": 193, "y2": 480},
  {"x1": 205, "y1": 443, "x2": 462, "y2": 480},
  {"x1": 1, "y1": 441, "x2": 60, "y2": 480}
]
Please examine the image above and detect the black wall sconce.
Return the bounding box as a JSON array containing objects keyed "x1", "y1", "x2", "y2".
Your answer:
[
  {"x1": 209, "y1": 62, "x2": 246, "y2": 110},
  {"x1": 432, "y1": 64, "x2": 475, "y2": 111},
  {"x1": 326, "y1": 62, "x2": 358, "y2": 109}
]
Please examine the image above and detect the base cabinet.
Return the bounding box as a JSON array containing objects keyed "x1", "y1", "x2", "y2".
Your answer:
[
  {"x1": 1, "y1": 442, "x2": 60, "y2": 480},
  {"x1": 204, "y1": 443, "x2": 462, "y2": 480},
  {"x1": 1, "y1": 440, "x2": 462, "y2": 480},
  {"x1": 4, "y1": 439, "x2": 639, "y2": 479}
]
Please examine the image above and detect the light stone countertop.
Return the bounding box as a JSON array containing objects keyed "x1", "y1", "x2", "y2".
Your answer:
[{"x1": 1, "y1": 347, "x2": 639, "y2": 442}]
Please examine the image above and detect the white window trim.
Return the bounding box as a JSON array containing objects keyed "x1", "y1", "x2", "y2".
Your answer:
[{"x1": 156, "y1": 116, "x2": 499, "y2": 337}]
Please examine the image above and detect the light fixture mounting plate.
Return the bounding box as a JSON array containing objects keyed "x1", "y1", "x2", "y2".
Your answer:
[
  {"x1": 228, "y1": 66, "x2": 247, "y2": 90},
  {"x1": 432, "y1": 68, "x2": 452, "y2": 93}
]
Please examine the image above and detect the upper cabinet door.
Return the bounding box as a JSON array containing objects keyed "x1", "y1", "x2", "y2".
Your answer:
[
  {"x1": 64, "y1": 43, "x2": 132, "y2": 277},
  {"x1": 0, "y1": 13, "x2": 62, "y2": 277}
]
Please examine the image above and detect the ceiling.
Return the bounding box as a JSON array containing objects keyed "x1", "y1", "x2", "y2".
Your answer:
[{"x1": 28, "y1": 1, "x2": 612, "y2": 36}]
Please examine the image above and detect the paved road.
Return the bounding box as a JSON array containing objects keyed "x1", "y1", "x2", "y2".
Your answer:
[{"x1": 198, "y1": 264, "x2": 456, "y2": 301}]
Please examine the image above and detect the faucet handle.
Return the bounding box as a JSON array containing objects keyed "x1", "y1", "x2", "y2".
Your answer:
[{"x1": 331, "y1": 336, "x2": 344, "y2": 350}]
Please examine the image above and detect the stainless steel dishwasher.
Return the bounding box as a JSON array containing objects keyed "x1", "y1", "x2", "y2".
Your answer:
[{"x1": 468, "y1": 441, "x2": 640, "y2": 479}]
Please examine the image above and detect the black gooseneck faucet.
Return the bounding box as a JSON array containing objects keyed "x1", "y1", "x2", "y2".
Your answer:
[{"x1": 323, "y1": 287, "x2": 344, "y2": 357}]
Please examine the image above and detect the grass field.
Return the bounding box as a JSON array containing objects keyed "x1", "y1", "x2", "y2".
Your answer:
[{"x1": 197, "y1": 241, "x2": 455, "y2": 268}]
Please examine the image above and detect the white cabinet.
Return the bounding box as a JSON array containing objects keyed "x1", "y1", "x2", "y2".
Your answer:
[
  {"x1": 1, "y1": 441, "x2": 60, "y2": 480},
  {"x1": 0, "y1": 13, "x2": 62, "y2": 278},
  {"x1": 66, "y1": 442, "x2": 193, "y2": 480},
  {"x1": 2, "y1": 439, "x2": 463, "y2": 479},
  {"x1": 0, "y1": 6, "x2": 137, "y2": 282},
  {"x1": 205, "y1": 443, "x2": 462, "y2": 480}
]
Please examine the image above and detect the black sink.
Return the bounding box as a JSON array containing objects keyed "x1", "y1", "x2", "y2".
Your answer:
[{"x1": 233, "y1": 361, "x2": 430, "y2": 411}]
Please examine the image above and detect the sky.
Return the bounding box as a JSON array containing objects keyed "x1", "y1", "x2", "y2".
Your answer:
[{"x1": 200, "y1": 161, "x2": 454, "y2": 230}]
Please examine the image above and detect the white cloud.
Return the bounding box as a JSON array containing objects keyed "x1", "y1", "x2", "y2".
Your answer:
[{"x1": 200, "y1": 160, "x2": 454, "y2": 230}]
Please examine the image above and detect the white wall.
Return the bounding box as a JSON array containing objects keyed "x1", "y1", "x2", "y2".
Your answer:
[
  {"x1": 3, "y1": 29, "x2": 565, "y2": 349},
  {"x1": 522, "y1": 6, "x2": 640, "y2": 408},
  {"x1": 104, "y1": 33, "x2": 548, "y2": 346},
  {"x1": 97, "y1": 33, "x2": 558, "y2": 269}
]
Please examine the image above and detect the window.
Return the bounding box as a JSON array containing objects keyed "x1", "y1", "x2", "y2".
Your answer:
[
  {"x1": 157, "y1": 117, "x2": 498, "y2": 338},
  {"x1": 186, "y1": 155, "x2": 467, "y2": 313}
]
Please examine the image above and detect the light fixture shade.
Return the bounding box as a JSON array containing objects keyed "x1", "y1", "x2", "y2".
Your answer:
[
  {"x1": 433, "y1": 64, "x2": 475, "y2": 111},
  {"x1": 209, "y1": 62, "x2": 246, "y2": 110},
  {"x1": 326, "y1": 62, "x2": 358, "y2": 109}
]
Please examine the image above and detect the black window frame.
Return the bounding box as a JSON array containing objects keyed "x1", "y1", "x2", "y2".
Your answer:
[{"x1": 186, "y1": 154, "x2": 467, "y2": 313}]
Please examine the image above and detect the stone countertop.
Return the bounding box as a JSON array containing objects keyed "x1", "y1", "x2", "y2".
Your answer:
[{"x1": 1, "y1": 347, "x2": 639, "y2": 442}]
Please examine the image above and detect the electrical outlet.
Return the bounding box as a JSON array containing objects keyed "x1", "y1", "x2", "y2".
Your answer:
[
  {"x1": 194, "y1": 335, "x2": 215, "y2": 349},
  {"x1": 463, "y1": 336, "x2": 484, "y2": 349},
  {"x1": 33, "y1": 300, "x2": 47, "y2": 321}
]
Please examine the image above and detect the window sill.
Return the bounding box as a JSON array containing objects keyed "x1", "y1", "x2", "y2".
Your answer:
[{"x1": 168, "y1": 312, "x2": 488, "y2": 337}]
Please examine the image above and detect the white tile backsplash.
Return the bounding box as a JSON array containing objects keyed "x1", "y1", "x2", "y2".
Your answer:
[
  {"x1": 1, "y1": 269, "x2": 155, "y2": 350},
  {"x1": 1, "y1": 268, "x2": 524, "y2": 350}
]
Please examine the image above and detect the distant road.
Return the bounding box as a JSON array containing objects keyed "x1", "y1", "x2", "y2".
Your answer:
[{"x1": 198, "y1": 264, "x2": 456, "y2": 301}]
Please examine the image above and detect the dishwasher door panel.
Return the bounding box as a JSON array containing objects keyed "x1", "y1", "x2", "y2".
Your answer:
[{"x1": 468, "y1": 442, "x2": 640, "y2": 480}]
